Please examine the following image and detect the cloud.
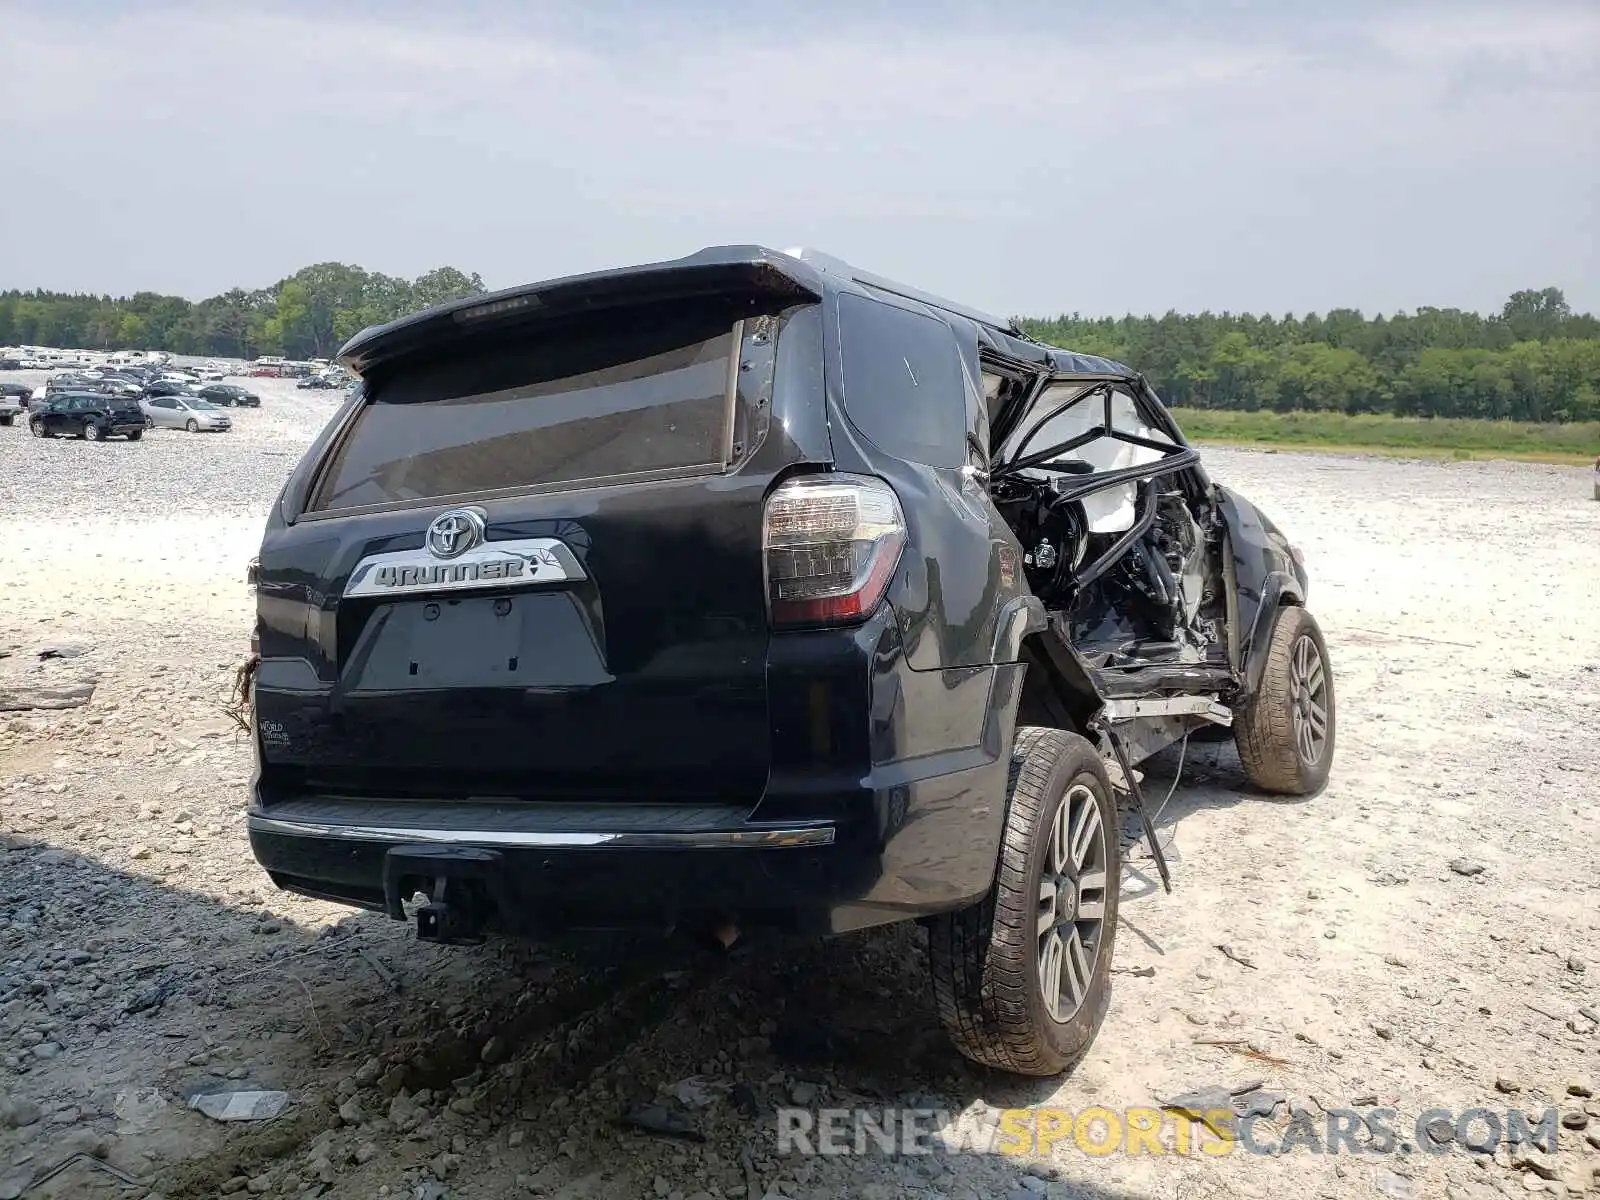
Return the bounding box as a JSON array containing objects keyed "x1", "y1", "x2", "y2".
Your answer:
[{"x1": 0, "y1": 2, "x2": 1594, "y2": 315}]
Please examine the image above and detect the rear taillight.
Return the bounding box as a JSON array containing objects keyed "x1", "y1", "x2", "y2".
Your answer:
[{"x1": 763, "y1": 474, "x2": 906, "y2": 629}]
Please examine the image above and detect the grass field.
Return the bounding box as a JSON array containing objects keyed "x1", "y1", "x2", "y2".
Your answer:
[{"x1": 1168, "y1": 409, "x2": 1600, "y2": 465}]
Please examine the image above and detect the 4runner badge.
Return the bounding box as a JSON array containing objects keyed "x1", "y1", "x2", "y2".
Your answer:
[{"x1": 342, "y1": 534, "x2": 586, "y2": 599}]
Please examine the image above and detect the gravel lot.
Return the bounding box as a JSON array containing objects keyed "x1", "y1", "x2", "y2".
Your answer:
[{"x1": 1, "y1": 372, "x2": 1598, "y2": 1200}]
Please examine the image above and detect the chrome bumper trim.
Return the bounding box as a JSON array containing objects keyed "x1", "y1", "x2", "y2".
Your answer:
[{"x1": 248, "y1": 814, "x2": 835, "y2": 849}]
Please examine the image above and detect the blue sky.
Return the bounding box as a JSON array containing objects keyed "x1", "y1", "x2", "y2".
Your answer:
[{"x1": 1, "y1": 1, "x2": 1595, "y2": 317}]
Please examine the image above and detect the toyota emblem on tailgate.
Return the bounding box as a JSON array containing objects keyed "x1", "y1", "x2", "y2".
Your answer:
[{"x1": 426, "y1": 507, "x2": 487, "y2": 559}]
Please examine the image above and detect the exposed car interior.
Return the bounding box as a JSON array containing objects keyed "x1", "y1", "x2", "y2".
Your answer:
[{"x1": 986, "y1": 368, "x2": 1229, "y2": 678}]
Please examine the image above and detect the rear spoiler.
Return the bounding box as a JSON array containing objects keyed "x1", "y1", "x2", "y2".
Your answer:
[{"x1": 336, "y1": 250, "x2": 824, "y2": 375}]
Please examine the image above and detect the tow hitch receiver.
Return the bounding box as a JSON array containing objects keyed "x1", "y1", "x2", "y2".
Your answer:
[
  {"x1": 382, "y1": 845, "x2": 508, "y2": 945},
  {"x1": 415, "y1": 880, "x2": 490, "y2": 945}
]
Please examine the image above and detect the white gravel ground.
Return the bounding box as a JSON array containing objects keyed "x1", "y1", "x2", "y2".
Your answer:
[{"x1": 1, "y1": 373, "x2": 1597, "y2": 1200}]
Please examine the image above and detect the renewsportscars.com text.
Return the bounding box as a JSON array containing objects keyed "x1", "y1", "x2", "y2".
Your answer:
[{"x1": 775, "y1": 1105, "x2": 1561, "y2": 1158}]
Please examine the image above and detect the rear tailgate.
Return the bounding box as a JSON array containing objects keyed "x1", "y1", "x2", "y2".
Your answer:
[
  {"x1": 255, "y1": 288, "x2": 818, "y2": 806},
  {"x1": 108, "y1": 399, "x2": 146, "y2": 425}
]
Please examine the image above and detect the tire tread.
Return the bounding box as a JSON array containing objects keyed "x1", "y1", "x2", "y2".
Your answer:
[
  {"x1": 928, "y1": 727, "x2": 1117, "y2": 1076},
  {"x1": 1235, "y1": 606, "x2": 1333, "y2": 794}
]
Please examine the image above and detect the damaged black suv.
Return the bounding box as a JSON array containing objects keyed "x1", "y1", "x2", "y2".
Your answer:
[{"x1": 245, "y1": 247, "x2": 1335, "y2": 1077}]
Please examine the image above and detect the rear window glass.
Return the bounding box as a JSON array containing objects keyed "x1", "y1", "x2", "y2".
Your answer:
[
  {"x1": 837, "y1": 294, "x2": 966, "y2": 468},
  {"x1": 308, "y1": 304, "x2": 741, "y2": 512}
]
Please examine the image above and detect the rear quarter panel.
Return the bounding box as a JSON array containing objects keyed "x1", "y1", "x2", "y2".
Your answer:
[{"x1": 820, "y1": 293, "x2": 1033, "y2": 674}]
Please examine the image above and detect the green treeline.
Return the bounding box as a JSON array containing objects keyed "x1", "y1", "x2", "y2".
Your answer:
[
  {"x1": 1018, "y1": 287, "x2": 1599, "y2": 422},
  {"x1": 4, "y1": 267, "x2": 1596, "y2": 422},
  {"x1": 0, "y1": 263, "x2": 487, "y2": 362}
]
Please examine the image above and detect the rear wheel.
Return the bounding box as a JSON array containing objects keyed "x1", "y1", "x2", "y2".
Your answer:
[
  {"x1": 185, "y1": 418, "x2": 199, "y2": 433},
  {"x1": 1234, "y1": 606, "x2": 1335, "y2": 794},
  {"x1": 928, "y1": 727, "x2": 1119, "y2": 1076},
  {"x1": 0, "y1": 414, "x2": 12, "y2": 427},
  {"x1": 30, "y1": 418, "x2": 49, "y2": 438}
]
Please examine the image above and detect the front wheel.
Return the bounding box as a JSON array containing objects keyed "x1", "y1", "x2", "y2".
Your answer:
[
  {"x1": 1234, "y1": 606, "x2": 1335, "y2": 794},
  {"x1": 84, "y1": 422, "x2": 103, "y2": 442},
  {"x1": 928, "y1": 727, "x2": 1119, "y2": 1076},
  {"x1": 185, "y1": 418, "x2": 199, "y2": 433}
]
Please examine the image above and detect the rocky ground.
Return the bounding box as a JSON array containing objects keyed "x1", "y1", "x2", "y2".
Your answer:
[{"x1": 0, "y1": 373, "x2": 1597, "y2": 1200}]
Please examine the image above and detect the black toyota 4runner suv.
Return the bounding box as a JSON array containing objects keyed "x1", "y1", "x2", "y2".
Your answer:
[{"x1": 246, "y1": 246, "x2": 1335, "y2": 1076}]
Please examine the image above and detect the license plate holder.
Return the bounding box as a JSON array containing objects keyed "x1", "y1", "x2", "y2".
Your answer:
[{"x1": 408, "y1": 597, "x2": 520, "y2": 685}]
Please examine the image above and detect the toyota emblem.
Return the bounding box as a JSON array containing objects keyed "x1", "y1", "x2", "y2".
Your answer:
[{"x1": 426, "y1": 508, "x2": 487, "y2": 559}]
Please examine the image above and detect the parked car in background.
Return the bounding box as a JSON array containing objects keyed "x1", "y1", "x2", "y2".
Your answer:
[
  {"x1": 81, "y1": 372, "x2": 143, "y2": 398},
  {"x1": 29, "y1": 392, "x2": 147, "y2": 441},
  {"x1": 0, "y1": 357, "x2": 22, "y2": 370},
  {"x1": 296, "y1": 374, "x2": 342, "y2": 390},
  {"x1": 196, "y1": 383, "x2": 260, "y2": 408},
  {"x1": 44, "y1": 374, "x2": 105, "y2": 398},
  {"x1": 143, "y1": 378, "x2": 200, "y2": 399},
  {"x1": 0, "y1": 384, "x2": 29, "y2": 425},
  {"x1": 141, "y1": 394, "x2": 232, "y2": 432}
]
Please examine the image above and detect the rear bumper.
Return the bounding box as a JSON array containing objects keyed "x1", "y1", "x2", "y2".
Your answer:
[{"x1": 247, "y1": 808, "x2": 886, "y2": 936}]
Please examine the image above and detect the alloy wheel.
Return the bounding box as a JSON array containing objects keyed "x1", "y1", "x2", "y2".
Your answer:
[
  {"x1": 1289, "y1": 634, "x2": 1329, "y2": 766},
  {"x1": 1037, "y1": 782, "x2": 1110, "y2": 1023}
]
